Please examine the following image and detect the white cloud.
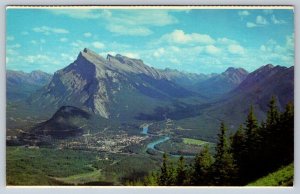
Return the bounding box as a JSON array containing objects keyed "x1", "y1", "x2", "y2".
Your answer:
[
  {"x1": 153, "y1": 48, "x2": 165, "y2": 58},
  {"x1": 8, "y1": 43, "x2": 21, "y2": 49},
  {"x1": 60, "y1": 38, "x2": 68, "y2": 42},
  {"x1": 50, "y1": 9, "x2": 178, "y2": 36},
  {"x1": 84, "y1": 32, "x2": 92, "y2": 37},
  {"x1": 256, "y1": 34, "x2": 294, "y2": 67},
  {"x1": 246, "y1": 15, "x2": 269, "y2": 28},
  {"x1": 238, "y1": 10, "x2": 250, "y2": 16},
  {"x1": 205, "y1": 45, "x2": 220, "y2": 55},
  {"x1": 246, "y1": 22, "x2": 257, "y2": 28},
  {"x1": 114, "y1": 10, "x2": 178, "y2": 27},
  {"x1": 107, "y1": 24, "x2": 152, "y2": 36},
  {"x1": 92, "y1": 41, "x2": 105, "y2": 49},
  {"x1": 256, "y1": 15, "x2": 269, "y2": 25},
  {"x1": 271, "y1": 15, "x2": 286, "y2": 24},
  {"x1": 30, "y1": 40, "x2": 37, "y2": 44},
  {"x1": 169, "y1": 58, "x2": 180, "y2": 64},
  {"x1": 217, "y1": 38, "x2": 238, "y2": 45},
  {"x1": 49, "y1": 9, "x2": 111, "y2": 19},
  {"x1": 60, "y1": 53, "x2": 74, "y2": 61},
  {"x1": 25, "y1": 54, "x2": 51, "y2": 64},
  {"x1": 122, "y1": 52, "x2": 140, "y2": 59},
  {"x1": 7, "y1": 36, "x2": 15, "y2": 41},
  {"x1": 161, "y1": 29, "x2": 215, "y2": 45},
  {"x1": 228, "y1": 44, "x2": 245, "y2": 55},
  {"x1": 260, "y1": 45, "x2": 267, "y2": 52},
  {"x1": 33, "y1": 26, "x2": 69, "y2": 35}
]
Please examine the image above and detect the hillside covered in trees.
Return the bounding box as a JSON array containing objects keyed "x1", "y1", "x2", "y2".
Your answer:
[{"x1": 141, "y1": 97, "x2": 294, "y2": 186}]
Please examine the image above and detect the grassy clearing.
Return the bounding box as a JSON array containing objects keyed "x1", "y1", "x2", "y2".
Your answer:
[
  {"x1": 248, "y1": 163, "x2": 294, "y2": 186},
  {"x1": 183, "y1": 138, "x2": 209, "y2": 146},
  {"x1": 54, "y1": 168, "x2": 102, "y2": 185}
]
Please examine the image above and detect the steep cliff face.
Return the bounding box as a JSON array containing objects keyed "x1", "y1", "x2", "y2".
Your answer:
[{"x1": 30, "y1": 48, "x2": 195, "y2": 119}]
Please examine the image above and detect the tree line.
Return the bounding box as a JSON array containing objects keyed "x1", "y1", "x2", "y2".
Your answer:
[{"x1": 143, "y1": 96, "x2": 294, "y2": 186}]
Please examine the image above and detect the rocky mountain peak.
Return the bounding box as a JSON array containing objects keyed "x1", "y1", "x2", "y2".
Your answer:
[
  {"x1": 224, "y1": 67, "x2": 248, "y2": 75},
  {"x1": 78, "y1": 48, "x2": 106, "y2": 65}
]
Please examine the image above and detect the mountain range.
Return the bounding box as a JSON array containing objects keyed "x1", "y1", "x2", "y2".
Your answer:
[
  {"x1": 29, "y1": 48, "x2": 198, "y2": 120},
  {"x1": 6, "y1": 48, "x2": 294, "y2": 137},
  {"x1": 7, "y1": 70, "x2": 52, "y2": 101}
]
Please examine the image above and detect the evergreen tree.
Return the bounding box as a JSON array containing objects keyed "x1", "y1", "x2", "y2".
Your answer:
[
  {"x1": 278, "y1": 102, "x2": 294, "y2": 164},
  {"x1": 243, "y1": 105, "x2": 262, "y2": 181},
  {"x1": 261, "y1": 97, "x2": 281, "y2": 172},
  {"x1": 230, "y1": 124, "x2": 246, "y2": 184},
  {"x1": 145, "y1": 172, "x2": 159, "y2": 186},
  {"x1": 212, "y1": 122, "x2": 236, "y2": 185},
  {"x1": 245, "y1": 105, "x2": 259, "y2": 142},
  {"x1": 159, "y1": 153, "x2": 169, "y2": 185},
  {"x1": 175, "y1": 156, "x2": 186, "y2": 186},
  {"x1": 158, "y1": 153, "x2": 175, "y2": 186},
  {"x1": 266, "y1": 96, "x2": 279, "y2": 127},
  {"x1": 191, "y1": 145, "x2": 213, "y2": 185}
]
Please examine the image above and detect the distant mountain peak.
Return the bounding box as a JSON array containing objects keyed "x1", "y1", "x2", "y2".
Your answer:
[
  {"x1": 225, "y1": 67, "x2": 236, "y2": 72},
  {"x1": 224, "y1": 67, "x2": 248, "y2": 75},
  {"x1": 256, "y1": 64, "x2": 274, "y2": 72}
]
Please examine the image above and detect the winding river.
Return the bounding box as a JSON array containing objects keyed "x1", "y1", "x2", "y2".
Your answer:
[
  {"x1": 141, "y1": 125, "x2": 170, "y2": 151},
  {"x1": 141, "y1": 125, "x2": 193, "y2": 158}
]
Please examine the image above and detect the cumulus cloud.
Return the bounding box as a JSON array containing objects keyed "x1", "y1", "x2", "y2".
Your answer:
[
  {"x1": 49, "y1": 9, "x2": 111, "y2": 19},
  {"x1": 228, "y1": 44, "x2": 245, "y2": 55},
  {"x1": 92, "y1": 41, "x2": 105, "y2": 49},
  {"x1": 246, "y1": 22, "x2": 257, "y2": 28},
  {"x1": 257, "y1": 34, "x2": 294, "y2": 66},
  {"x1": 7, "y1": 36, "x2": 15, "y2": 41},
  {"x1": 84, "y1": 32, "x2": 92, "y2": 37},
  {"x1": 107, "y1": 24, "x2": 152, "y2": 36},
  {"x1": 217, "y1": 38, "x2": 238, "y2": 45},
  {"x1": 25, "y1": 54, "x2": 51, "y2": 64},
  {"x1": 60, "y1": 38, "x2": 68, "y2": 42},
  {"x1": 33, "y1": 26, "x2": 69, "y2": 35},
  {"x1": 161, "y1": 29, "x2": 215, "y2": 45},
  {"x1": 8, "y1": 43, "x2": 21, "y2": 49},
  {"x1": 122, "y1": 52, "x2": 140, "y2": 59},
  {"x1": 205, "y1": 45, "x2": 220, "y2": 55},
  {"x1": 246, "y1": 16, "x2": 269, "y2": 28},
  {"x1": 153, "y1": 48, "x2": 165, "y2": 58},
  {"x1": 256, "y1": 15, "x2": 269, "y2": 25},
  {"x1": 50, "y1": 9, "x2": 179, "y2": 36},
  {"x1": 271, "y1": 15, "x2": 286, "y2": 24},
  {"x1": 238, "y1": 10, "x2": 250, "y2": 16}
]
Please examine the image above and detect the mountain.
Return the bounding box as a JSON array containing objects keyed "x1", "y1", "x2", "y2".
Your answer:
[
  {"x1": 7, "y1": 70, "x2": 52, "y2": 101},
  {"x1": 31, "y1": 106, "x2": 90, "y2": 139},
  {"x1": 30, "y1": 48, "x2": 198, "y2": 120},
  {"x1": 230, "y1": 64, "x2": 294, "y2": 110},
  {"x1": 159, "y1": 68, "x2": 210, "y2": 89},
  {"x1": 207, "y1": 64, "x2": 294, "y2": 128},
  {"x1": 194, "y1": 67, "x2": 249, "y2": 98}
]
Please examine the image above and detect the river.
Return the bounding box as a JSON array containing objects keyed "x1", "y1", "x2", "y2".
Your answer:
[
  {"x1": 141, "y1": 125, "x2": 170, "y2": 151},
  {"x1": 141, "y1": 125, "x2": 194, "y2": 158}
]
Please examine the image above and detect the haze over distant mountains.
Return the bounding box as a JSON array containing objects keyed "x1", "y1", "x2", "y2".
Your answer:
[
  {"x1": 7, "y1": 70, "x2": 52, "y2": 100},
  {"x1": 7, "y1": 48, "x2": 294, "y2": 134}
]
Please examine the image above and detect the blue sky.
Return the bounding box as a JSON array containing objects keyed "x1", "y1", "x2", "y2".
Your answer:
[{"x1": 6, "y1": 8, "x2": 294, "y2": 74}]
